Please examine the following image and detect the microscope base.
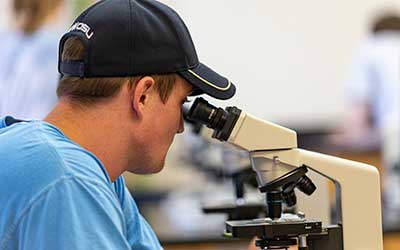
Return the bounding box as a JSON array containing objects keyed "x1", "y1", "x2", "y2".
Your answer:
[{"x1": 225, "y1": 219, "x2": 343, "y2": 250}]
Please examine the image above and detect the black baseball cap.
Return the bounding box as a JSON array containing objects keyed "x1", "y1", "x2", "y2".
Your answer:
[{"x1": 58, "y1": 0, "x2": 235, "y2": 100}]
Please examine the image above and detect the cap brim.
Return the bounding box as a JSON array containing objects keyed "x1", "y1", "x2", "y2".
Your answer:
[{"x1": 178, "y1": 63, "x2": 235, "y2": 100}]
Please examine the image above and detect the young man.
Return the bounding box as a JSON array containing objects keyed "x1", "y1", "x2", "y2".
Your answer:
[{"x1": 0, "y1": 0, "x2": 235, "y2": 249}]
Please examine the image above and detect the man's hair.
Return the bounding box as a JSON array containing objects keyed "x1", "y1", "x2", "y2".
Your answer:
[
  {"x1": 13, "y1": 0, "x2": 63, "y2": 34},
  {"x1": 58, "y1": 36, "x2": 177, "y2": 105}
]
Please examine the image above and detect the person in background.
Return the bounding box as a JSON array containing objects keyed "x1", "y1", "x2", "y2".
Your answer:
[
  {"x1": 331, "y1": 13, "x2": 400, "y2": 231},
  {"x1": 0, "y1": 0, "x2": 66, "y2": 119}
]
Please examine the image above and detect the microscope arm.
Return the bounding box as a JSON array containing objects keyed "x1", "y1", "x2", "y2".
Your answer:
[{"x1": 225, "y1": 112, "x2": 382, "y2": 250}]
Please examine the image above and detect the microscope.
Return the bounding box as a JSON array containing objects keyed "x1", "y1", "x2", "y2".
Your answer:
[{"x1": 186, "y1": 97, "x2": 383, "y2": 250}]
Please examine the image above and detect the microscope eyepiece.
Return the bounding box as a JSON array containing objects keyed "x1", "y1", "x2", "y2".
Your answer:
[
  {"x1": 187, "y1": 97, "x2": 241, "y2": 141},
  {"x1": 187, "y1": 97, "x2": 227, "y2": 131}
]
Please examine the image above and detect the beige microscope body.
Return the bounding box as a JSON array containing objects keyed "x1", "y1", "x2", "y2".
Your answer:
[
  {"x1": 188, "y1": 97, "x2": 383, "y2": 250},
  {"x1": 229, "y1": 112, "x2": 383, "y2": 250}
]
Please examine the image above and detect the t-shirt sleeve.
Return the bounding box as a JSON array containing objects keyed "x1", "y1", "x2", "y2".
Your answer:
[
  {"x1": 15, "y1": 175, "x2": 131, "y2": 250},
  {"x1": 115, "y1": 177, "x2": 163, "y2": 250}
]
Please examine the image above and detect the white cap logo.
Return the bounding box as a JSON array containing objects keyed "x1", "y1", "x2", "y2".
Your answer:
[{"x1": 68, "y1": 22, "x2": 94, "y2": 40}]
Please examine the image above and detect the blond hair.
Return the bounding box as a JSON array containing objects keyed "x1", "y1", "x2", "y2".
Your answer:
[{"x1": 13, "y1": 0, "x2": 63, "y2": 34}]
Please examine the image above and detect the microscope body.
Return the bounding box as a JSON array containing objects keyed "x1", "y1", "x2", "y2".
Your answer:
[{"x1": 187, "y1": 98, "x2": 383, "y2": 250}]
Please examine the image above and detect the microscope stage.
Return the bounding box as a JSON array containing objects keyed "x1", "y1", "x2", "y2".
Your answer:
[{"x1": 226, "y1": 218, "x2": 322, "y2": 238}]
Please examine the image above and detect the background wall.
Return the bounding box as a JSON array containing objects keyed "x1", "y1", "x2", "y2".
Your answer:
[
  {"x1": 164, "y1": 0, "x2": 400, "y2": 129},
  {"x1": 0, "y1": 0, "x2": 12, "y2": 28},
  {"x1": 1, "y1": 0, "x2": 400, "y2": 128}
]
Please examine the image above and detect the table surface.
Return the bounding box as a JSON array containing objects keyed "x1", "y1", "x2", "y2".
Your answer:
[{"x1": 163, "y1": 233, "x2": 400, "y2": 250}]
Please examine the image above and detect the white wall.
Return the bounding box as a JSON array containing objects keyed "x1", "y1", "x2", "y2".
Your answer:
[
  {"x1": 2, "y1": 0, "x2": 400, "y2": 129},
  {"x1": 164, "y1": 0, "x2": 400, "y2": 129},
  {"x1": 0, "y1": 0, "x2": 12, "y2": 28}
]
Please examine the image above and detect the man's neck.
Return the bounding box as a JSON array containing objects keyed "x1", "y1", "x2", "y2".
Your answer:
[{"x1": 44, "y1": 100, "x2": 128, "y2": 182}]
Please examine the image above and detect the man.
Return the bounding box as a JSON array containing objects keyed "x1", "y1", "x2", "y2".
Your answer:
[{"x1": 0, "y1": 0, "x2": 235, "y2": 249}]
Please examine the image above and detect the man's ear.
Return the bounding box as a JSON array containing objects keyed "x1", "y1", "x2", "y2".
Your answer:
[{"x1": 131, "y1": 76, "x2": 156, "y2": 118}]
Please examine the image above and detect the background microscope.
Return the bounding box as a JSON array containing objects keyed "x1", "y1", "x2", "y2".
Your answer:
[{"x1": 184, "y1": 111, "x2": 305, "y2": 222}]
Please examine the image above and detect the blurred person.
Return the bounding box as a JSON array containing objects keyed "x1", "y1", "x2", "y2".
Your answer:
[
  {"x1": 331, "y1": 13, "x2": 400, "y2": 230},
  {"x1": 0, "y1": 0, "x2": 239, "y2": 249},
  {"x1": 0, "y1": 0, "x2": 66, "y2": 119}
]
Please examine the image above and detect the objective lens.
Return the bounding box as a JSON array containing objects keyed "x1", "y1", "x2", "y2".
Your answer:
[
  {"x1": 266, "y1": 191, "x2": 283, "y2": 219},
  {"x1": 282, "y1": 189, "x2": 297, "y2": 207},
  {"x1": 297, "y1": 176, "x2": 316, "y2": 195}
]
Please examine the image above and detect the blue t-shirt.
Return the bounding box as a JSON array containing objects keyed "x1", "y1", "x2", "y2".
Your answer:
[{"x1": 0, "y1": 117, "x2": 162, "y2": 250}]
